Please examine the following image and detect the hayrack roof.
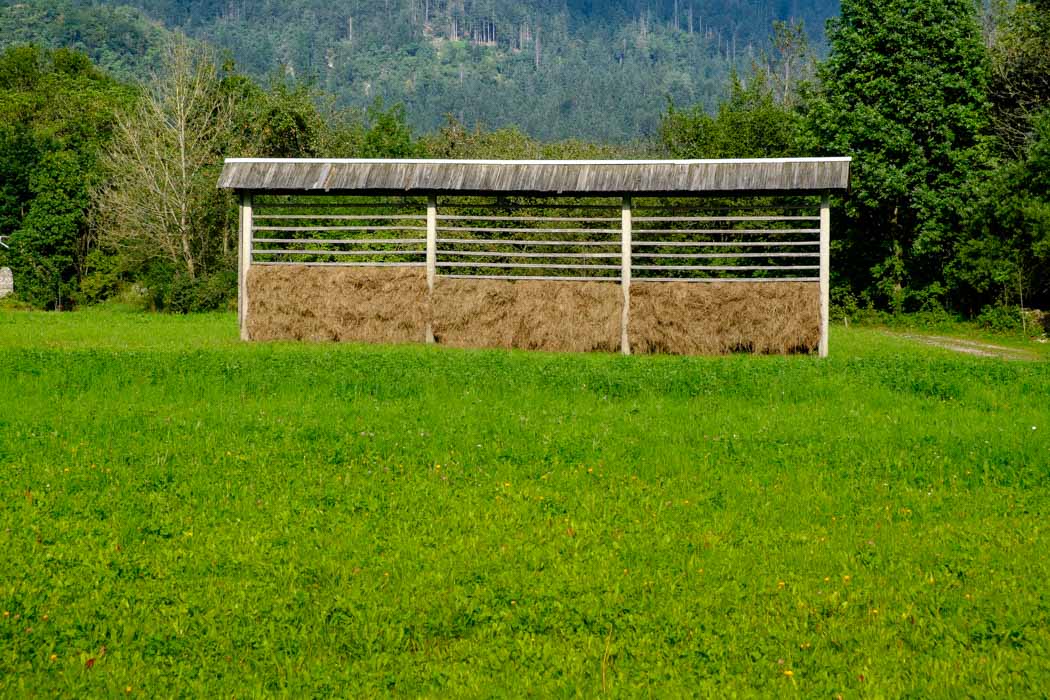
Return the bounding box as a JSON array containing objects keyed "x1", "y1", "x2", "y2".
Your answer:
[{"x1": 218, "y1": 158, "x2": 851, "y2": 197}]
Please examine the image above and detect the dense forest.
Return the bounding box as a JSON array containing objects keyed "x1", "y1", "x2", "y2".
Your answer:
[
  {"x1": 0, "y1": 0, "x2": 1047, "y2": 326},
  {"x1": 1, "y1": 0, "x2": 839, "y2": 141}
]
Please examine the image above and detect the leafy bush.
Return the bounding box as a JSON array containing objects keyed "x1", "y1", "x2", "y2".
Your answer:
[
  {"x1": 163, "y1": 271, "x2": 237, "y2": 314},
  {"x1": 74, "y1": 249, "x2": 121, "y2": 305},
  {"x1": 976, "y1": 304, "x2": 1025, "y2": 333}
]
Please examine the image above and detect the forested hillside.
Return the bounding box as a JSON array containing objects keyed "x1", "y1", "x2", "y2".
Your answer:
[{"x1": 0, "y1": 0, "x2": 840, "y2": 141}]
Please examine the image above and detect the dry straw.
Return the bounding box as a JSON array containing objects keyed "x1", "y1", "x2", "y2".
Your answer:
[
  {"x1": 433, "y1": 278, "x2": 622, "y2": 353},
  {"x1": 629, "y1": 281, "x2": 820, "y2": 355},
  {"x1": 247, "y1": 266, "x2": 428, "y2": 343},
  {"x1": 247, "y1": 266, "x2": 819, "y2": 355}
]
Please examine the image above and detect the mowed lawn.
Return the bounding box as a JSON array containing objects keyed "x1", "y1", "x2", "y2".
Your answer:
[{"x1": 1, "y1": 310, "x2": 1048, "y2": 697}]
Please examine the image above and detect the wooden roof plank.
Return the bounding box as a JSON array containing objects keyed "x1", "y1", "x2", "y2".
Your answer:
[{"x1": 217, "y1": 158, "x2": 852, "y2": 195}]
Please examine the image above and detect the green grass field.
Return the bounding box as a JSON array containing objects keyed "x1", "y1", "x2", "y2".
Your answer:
[{"x1": 1, "y1": 310, "x2": 1048, "y2": 696}]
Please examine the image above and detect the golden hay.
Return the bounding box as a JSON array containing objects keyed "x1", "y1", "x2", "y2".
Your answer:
[
  {"x1": 247, "y1": 266, "x2": 428, "y2": 344},
  {"x1": 432, "y1": 278, "x2": 622, "y2": 353},
  {"x1": 629, "y1": 282, "x2": 820, "y2": 355}
]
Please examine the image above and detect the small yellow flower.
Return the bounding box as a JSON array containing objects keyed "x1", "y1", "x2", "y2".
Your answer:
[
  {"x1": 843, "y1": 575, "x2": 851, "y2": 583},
  {"x1": 778, "y1": 581, "x2": 786, "y2": 590},
  {"x1": 871, "y1": 608, "x2": 879, "y2": 615},
  {"x1": 49, "y1": 654, "x2": 57, "y2": 662},
  {"x1": 783, "y1": 670, "x2": 794, "y2": 678}
]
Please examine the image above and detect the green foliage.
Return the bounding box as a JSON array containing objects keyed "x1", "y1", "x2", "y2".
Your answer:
[
  {"x1": 231, "y1": 79, "x2": 327, "y2": 158},
  {"x1": 162, "y1": 271, "x2": 237, "y2": 313},
  {"x1": 955, "y1": 109, "x2": 1050, "y2": 309},
  {"x1": 988, "y1": 0, "x2": 1050, "y2": 153},
  {"x1": 975, "y1": 304, "x2": 1027, "y2": 333},
  {"x1": 0, "y1": 0, "x2": 171, "y2": 83},
  {"x1": 0, "y1": 44, "x2": 133, "y2": 308},
  {"x1": 6, "y1": 151, "x2": 86, "y2": 309},
  {"x1": 661, "y1": 72, "x2": 801, "y2": 158},
  {"x1": 422, "y1": 116, "x2": 647, "y2": 159},
  {"x1": 358, "y1": 100, "x2": 424, "y2": 159},
  {"x1": 0, "y1": 311, "x2": 1048, "y2": 694},
  {"x1": 805, "y1": 0, "x2": 993, "y2": 311}
]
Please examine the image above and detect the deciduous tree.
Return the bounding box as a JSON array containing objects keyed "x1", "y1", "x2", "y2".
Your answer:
[
  {"x1": 96, "y1": 38, "x2": 232, "y2": 280},
  {"x1": 805, "y1": 0, "x2": 992, "y2": 311}
]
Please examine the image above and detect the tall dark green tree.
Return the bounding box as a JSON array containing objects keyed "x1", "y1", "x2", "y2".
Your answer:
[
  {"x1": 805, "y1": 0, "x2": 992, "y2": 311},
  {"x1": 7, "y1": 151, "x2": 87, "y2": 309},
  {"x1": 0, "y1": 45, "x2": 133, "y2": 308},
  {"x1": 956, "y1": 109, "x2": 1050, "y2": 312}
]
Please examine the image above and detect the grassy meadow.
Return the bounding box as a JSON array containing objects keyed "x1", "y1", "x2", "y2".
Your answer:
[{"x1": 1, "y1": 309, "x2": 1048, "y2": 696}]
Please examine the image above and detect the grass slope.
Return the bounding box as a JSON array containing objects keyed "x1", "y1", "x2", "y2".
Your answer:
[{"x1": 1, "y1": 310, "x2": 1048, "y2": 696}]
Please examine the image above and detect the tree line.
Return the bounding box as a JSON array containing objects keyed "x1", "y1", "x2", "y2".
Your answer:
[{"x1": 0, "y1": 0, "x2": 1047, "y2": 323}]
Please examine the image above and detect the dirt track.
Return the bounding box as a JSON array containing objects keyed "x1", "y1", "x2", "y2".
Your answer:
[{"x1": 892, "y1": 332, "x2": 1044, "y2": 361}]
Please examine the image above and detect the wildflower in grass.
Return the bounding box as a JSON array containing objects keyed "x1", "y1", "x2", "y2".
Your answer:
[
  {"x1": 778, "y1": 581, "x2": 786, "y2": 590},
  {"x1": 843, "y1": 575, "x2": 851, "y2": 583},
  {"x1": 784, "y1": 670, "x2": 794, "y2": 678},
  {"x1": 49, "y1": 654, "x2": 57, "y2": 662}
]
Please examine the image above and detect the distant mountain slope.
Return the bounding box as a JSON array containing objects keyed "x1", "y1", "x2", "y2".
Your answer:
[
  {"x1": 1, "y1": 0, "x2": 840, "y2": 141},
  {"x1": 0, "y1": 0, "x2": 172, "y2": 82}
]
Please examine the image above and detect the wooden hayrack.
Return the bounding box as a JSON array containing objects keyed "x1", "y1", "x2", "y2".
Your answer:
[{"x1": 219, "y1": 158, "x2": 851, "y2": 356}]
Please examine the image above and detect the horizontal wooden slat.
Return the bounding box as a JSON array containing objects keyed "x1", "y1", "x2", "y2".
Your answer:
[
  {"x1": 252, "y1": 214, "x2": 426, "y2": 221},
  {"x1": 253, "y1": 249, "x2": 425, "y2": 256},
  {"x1": 436, "y1": 215, "x2": 620, "y2": 223},
  {"x1": 254, "y1": 238, "x2": 426, "y2": 245},
  {"x1": 633, "y1": 228, "x2": 821, "y2": 235},
  {"x1": 254, "y1": 225, "x2": 428, "y2": 232},
  {"x1": 632, "y1": 240, "x2": 819, "y2": 248},
  {"x1": 436, "y1": 202, "x2": 619, "y2": 210},
  {"x1": 436, "y1": 226, "x2": 618, "y2": 235},
  {"x1": 253, "y1": 262, "x2": 425, "y2": 267},
  {"x1": 440, "y1": 274, "x2": 622, "y2": 282},
  {"x1": 634, "y1": 216, "x2": 820, "y2": 222},
  {"x1": 633, "y1": 252, "x2": 820, "y2": 259},
  {"x1": 253, "y1": 202, "x2": 419, "y2": 210},
  {"x1": 439, "y1": 251, "x2": 622, "y2": 259},
  {"x1": 633, "y1": 276, "x2": 820, "y2": 283},
  {"x1": 438, "y1": 239, "x2": 620, "y2": 247},
  {"x1": 633, "y1": 265, "x2": 820, "y2": 271},
  {"x1": 437, "y1": 262, "x2": 622, "y2": 271}
]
